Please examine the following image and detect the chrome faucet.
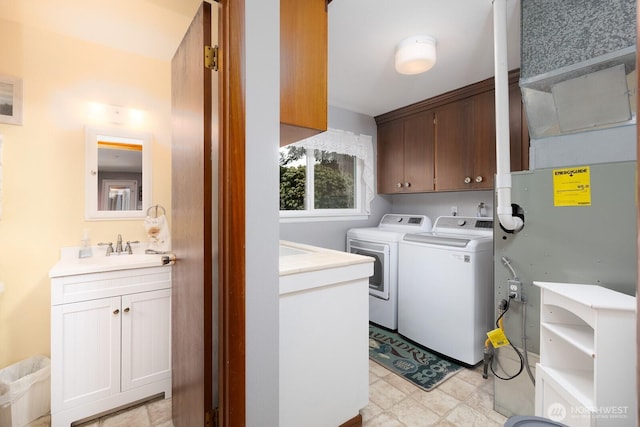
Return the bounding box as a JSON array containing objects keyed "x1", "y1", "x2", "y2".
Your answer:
[
  {"x1": 124, "y1": 240, "x2": 140, "y2": 254},
  {"x1": 115, "y1": 234, "x2": 124, "y2": 254},
  {"x1": 97, "y1": 242, "x2": 114, "y2": 256}
]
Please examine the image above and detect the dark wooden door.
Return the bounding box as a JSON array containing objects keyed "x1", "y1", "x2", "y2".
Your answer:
[
  {"x1": 403, "y1": 111, "x2": 435, "y2": 192},
  {"x1": 171, "y1": 3, "x2": 215, "y2": 425},
  {"x1": 376, "y1": 120, "x2": 405, "y2": 194},
  {"x1": 434, "y1": 98, "x2": 473, "y2": 191},
  {"x1": 471, "y1": 90, "x2": 496, "y2": 189},
  {"x1": 509, "y1": 82, "x2": 529, "y2": 171}
]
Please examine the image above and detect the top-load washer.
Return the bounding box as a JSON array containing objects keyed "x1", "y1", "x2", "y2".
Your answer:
[
  {"x1": 347, "y1": 214, "x2": 432, "y2": 330},
  {"x1": 397, "y1": 216, "x2": 494, "y2": 365}
]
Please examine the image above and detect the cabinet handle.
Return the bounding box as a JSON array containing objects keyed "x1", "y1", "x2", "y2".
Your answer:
[
  {"x1": 396, "y1": 182, "x2": 402, "y2": 188},
  {"x1": 113, "y1": 309, "x2": 120, "y2": 315},
  {"x1": 464, "y1": 177, "x2": 472, "y2": 184},
  {"x1": 475, "y1": 176, "x2": 483, "y2": 183},
  {"x1": 124, "y1": 307, "x2": 130, "y2": 313},
  {"x1": 404, "y1": 182, "x2": 411, "y2": 188}
]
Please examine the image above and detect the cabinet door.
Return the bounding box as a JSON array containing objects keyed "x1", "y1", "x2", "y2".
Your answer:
[
  {"x1": 280, "y1": 0, "x2": 327, "y2": 145},
  {"x1": 509, "y1": 82, "x2": 529, "y2": 171},
  {"x1": 403, "y1": 112, "x2": 434, "y2": 192},
  {"x1": 51, "y1": 297, "x2": 121, "y2": 411},
  {"x1": 121, "y1": 289, "x2": 172, "y2": 391},
  {"x1": 377, "y1": 120, "x2": 405, "y2": 194},
  {"x1": 471, "y1": 90, "x2": 496, "y2": 189},
  {"x1": 434, "y1": 99, "x2": 473, "y2": 191}
]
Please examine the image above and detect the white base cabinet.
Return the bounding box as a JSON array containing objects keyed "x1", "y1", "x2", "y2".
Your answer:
[
  {"x1": 50, "y1": 265, "x2": 171, "y2": 427},
  {"x1": 279, "y1": 241, "x2": 373, "y2": 427},
  {"x1": 534, "y1": 281, "x2": 636, "y2": 427}
]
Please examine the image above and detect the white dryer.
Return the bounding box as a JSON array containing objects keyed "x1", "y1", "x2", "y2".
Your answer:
[
  {"x1": 347, "y1": 214, "x2": 432, "y2": 330},
  {"x1": 397, "y1": 216, "x2": 494, "y2": 365}
]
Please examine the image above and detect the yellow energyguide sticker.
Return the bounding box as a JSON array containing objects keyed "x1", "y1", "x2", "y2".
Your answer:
[
  {"x1": 487, "y1": 328, "x2": 510, "y2": 348},
  {"x1": 552, "y1": 166, "x2": 591, "y2": 207}
]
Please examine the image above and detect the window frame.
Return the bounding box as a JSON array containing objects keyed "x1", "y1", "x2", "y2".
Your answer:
[{"x1": 279, "y1": 147, "x2": 369, "y2": 222}]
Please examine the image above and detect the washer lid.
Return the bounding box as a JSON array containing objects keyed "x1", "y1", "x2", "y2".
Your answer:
[
  {"x1": 403, "y1": 234, "x2": 470, "y2": 247},
  {"x1": 347, "y1": 227, "x2": 406, "y2": 242}
]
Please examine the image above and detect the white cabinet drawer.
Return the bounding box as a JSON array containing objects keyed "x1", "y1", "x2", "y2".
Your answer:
[{"x1": 51, "y1": 266, "x2": 171, "y2": 305}]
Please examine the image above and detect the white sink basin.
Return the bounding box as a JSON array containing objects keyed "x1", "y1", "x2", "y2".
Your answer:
[
  {"x1": 50, "y1": 250, "x2": 170, "y2": 278},
  {"x1": 279, "y1": 245, "x2": 310, "y2": 257}
]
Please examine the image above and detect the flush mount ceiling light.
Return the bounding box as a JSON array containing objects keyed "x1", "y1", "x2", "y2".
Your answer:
[{"x1": 395, "y1": 35, "x2": 437, "y2": 75}]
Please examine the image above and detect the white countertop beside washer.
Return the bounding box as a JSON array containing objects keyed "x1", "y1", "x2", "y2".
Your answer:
[{"x1": 279, "y1": 240, "x2": 373, "y2": 295}]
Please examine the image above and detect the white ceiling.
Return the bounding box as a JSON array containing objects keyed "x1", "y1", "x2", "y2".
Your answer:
[
  {"x1": 328, "y1": 0, "x2": 522, "y2": 117},
  {"x1": 0, "y1": 0, "x2": 522, "y2": 118}
]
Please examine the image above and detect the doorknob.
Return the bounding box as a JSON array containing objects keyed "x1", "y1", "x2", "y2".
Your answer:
[
  {"x1": 162, "y1": 254, "x2": 177, "y2": 265},
  {"x1": 464, "y1": 177, "x2": 472, "y2": 184},
  {"x1": 124, "y1": 307, "x2": 130, "y2": 313},
  {"x1": 475, "y1": 176, "x2": 484, "y2": 183},
  {"x1": 113, "y1": 309, "x2": 120, "y2": 315}
]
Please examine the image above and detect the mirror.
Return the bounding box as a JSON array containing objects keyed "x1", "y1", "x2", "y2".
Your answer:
[{"x1": 85, "y1": 127, "x2": 152, "y2": 220}]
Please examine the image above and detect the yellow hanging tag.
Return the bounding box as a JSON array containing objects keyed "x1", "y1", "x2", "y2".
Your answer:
[{"x1": 487, "y1": 328, "x2": 510, "y2": 348}]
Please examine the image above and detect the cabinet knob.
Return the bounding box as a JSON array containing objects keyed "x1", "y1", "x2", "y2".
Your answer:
[
  {"x1": 396, "y1": 183, "x2": 402, "y2": 188},
  {"x1": 464, "y1": 177, "x2": 472, "y2": 184},
  {"x1": 404, "y1": 182, "x2": 411, "y2": 188},
  {"x1": 124, "y1": 307, "x2": 130, "y2": 313},
  {"x1": 475, "y1": 176, "x2": 484, "y2": 183},
  {"x1": 113, "y1": 309, "x2": 120, "y2": 315}
]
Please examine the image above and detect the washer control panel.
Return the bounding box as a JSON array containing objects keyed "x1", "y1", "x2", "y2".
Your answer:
[
  {"x1": 432, "y1": 216, "x2": 493, "y2": 235},
  {"x1": 379, "y1": 214, "x2": 433, "y2": 232}
]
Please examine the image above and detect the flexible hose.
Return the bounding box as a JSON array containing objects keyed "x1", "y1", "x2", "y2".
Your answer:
[
  {"x1": 501, "y1": 256, "x2": 517, "y2": 279},
  {"x1": 490, "y1": 297, "x2": 524, "y2": 381},
  {"x1": 521, "y1": 301, "x2": 536, "y2": 385}
]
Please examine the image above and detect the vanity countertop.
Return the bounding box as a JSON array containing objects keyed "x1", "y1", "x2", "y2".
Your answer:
[
  {"x1": 49, "y1": 245, "x2": 169, "y2": 278},
  {"x1": 279, "y1": 240, "x2": 372, "y2": 277}
]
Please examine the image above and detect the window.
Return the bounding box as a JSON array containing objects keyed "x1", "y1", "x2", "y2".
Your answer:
[{"x1": 279, "y1": 129, "x2": 374, "y2": 220}]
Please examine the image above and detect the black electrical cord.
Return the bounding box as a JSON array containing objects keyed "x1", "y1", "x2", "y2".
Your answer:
[{"x1": 490, "y1": 296, "x2": 525, "y2": 381}]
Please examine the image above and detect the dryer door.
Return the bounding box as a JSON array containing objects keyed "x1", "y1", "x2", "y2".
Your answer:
[{"x1": 347, "y1": 239, "x2": 390, "y2": 300}]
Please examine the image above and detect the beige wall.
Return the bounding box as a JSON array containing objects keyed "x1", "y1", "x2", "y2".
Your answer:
[{"x1": 0, "y1": 18, "x2": 172, "y2": 368}]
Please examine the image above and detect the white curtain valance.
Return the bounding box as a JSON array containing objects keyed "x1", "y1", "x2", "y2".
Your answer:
[{"x1": 292, "y1": 128, "x2": 374, "y2": 213}]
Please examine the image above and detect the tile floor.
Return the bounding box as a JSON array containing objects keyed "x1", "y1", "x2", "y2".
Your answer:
[
  {"x1": 363, "y1": 360, "x2": 507, "y2": 426},
  {"x1": 29, "y1": 361, "x2": 506, "y2": 427}
]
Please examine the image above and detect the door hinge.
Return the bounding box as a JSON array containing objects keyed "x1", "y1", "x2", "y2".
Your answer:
[
  {"x1": 206, "y1": 407, "x2": 219, "y2": 427},
  {"x1": 205, "y1": 45, "x2": 219, "y2": 71}
]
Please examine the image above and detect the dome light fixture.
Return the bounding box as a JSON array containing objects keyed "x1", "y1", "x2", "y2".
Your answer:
[{"x1": 395, "y1": 35, "x2": 437, "y2": 75}]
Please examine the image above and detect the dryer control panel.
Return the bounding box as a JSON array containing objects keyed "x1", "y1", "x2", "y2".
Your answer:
[{"x1": 432, "y1": 216, "x2": 493, "y2": 236}]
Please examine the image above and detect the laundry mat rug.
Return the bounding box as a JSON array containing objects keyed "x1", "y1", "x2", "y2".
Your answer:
[{"x1": 368, "y1": 324, "x2": 463, "y2": 391}]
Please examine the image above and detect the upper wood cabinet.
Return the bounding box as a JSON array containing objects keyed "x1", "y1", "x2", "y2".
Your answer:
[
  {"x1": 280, "y1": 0, "x2": 328, "y2": 146},
  {"x1": 376, "y1": 70, "x2": 529, "y2": 193},
  {"x1": 434, "y1": 90, "x2": 497, "y2": 191},
  {"x1": 433, "y1": 98, "x2": 474, "y2": 191},
  {"x1": 377, "y1": 111, "x2": 435, "y2": 194}
]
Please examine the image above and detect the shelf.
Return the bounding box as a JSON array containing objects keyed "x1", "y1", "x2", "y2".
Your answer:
[
  {"x1": 541, "y1": 322, "x2": 594, "y2": 358},
  {"x1": 534, "y1": 281, "x2": 637, "y2": 423},
  {"x1": 540, "y1": 365, "x2": 594, "y2": 409}
]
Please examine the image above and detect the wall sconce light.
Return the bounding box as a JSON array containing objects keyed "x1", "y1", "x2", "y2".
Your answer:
[
  {"x1": 87, "y1": 102, "x2": 146, "y2": 128},
  {"x1": 395, "y1": 35, "x2": 437, "y2": 75}
]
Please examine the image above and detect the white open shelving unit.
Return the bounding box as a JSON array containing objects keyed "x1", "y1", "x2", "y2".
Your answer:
[{"x1": 534, "y1": 281, "x2": 636, "y2": 426}]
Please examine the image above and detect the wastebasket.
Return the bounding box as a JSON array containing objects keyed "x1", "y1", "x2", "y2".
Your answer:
[
  {"x1": 504, "y1": 415, "x2": 569, "y2": 426},
  {"x1": 0, "y1": 355, "x2": 51, "y2": 427}
]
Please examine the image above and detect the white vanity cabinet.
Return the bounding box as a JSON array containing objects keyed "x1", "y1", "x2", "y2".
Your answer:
[
  {"x1": 533, "y1": 281, "x2": 636, "y2": 426},
  {"x1": 50, "y1": 264, "x2": 171, "y2": 427}
]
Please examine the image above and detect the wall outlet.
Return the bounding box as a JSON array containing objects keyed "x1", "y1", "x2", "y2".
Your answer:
[
  {"x1": 451, "y1": 206, "x2": 458, "y2": 216},
  {"x1": 508, "y1": 279, "x2": 523, "y2": 302}
]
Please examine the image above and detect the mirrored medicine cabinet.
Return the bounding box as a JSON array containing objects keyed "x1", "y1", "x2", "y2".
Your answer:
[{"x1": 85, "y1": 127, "x2": 152, "y2": 220}]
